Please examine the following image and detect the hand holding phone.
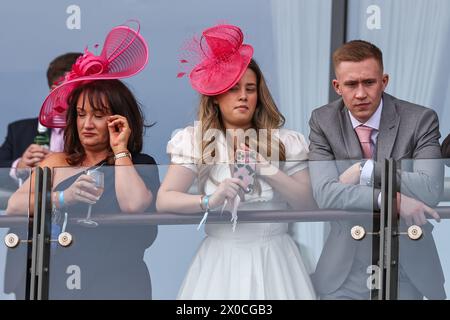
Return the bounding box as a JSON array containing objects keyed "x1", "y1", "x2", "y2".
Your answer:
[{"x1": 233, "y1": 149, "x2": 256, "y2": 194}]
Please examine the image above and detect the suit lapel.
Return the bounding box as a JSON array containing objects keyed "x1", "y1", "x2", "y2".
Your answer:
[
  {"x1": 376, "y1": 93, "x2": 399, "y2": 160},
  {"x1": 339, "y1": 102, "x2": 363, "y2": 159}
]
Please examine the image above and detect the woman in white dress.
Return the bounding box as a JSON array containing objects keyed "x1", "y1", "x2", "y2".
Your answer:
[{"x1": 157, "y1": 24, "x2": 317, "y2": 299}]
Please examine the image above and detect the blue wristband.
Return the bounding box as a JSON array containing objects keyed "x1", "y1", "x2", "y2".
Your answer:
[
  {"x1": 58, "y1": 191, "x2": 64, "y2": 208},
  {"x1": 198, "y1": 194, "x2": 212, "y2": 231},
  {"x1": 202, "y1": 194, "x2": 211, "y2": 211}
]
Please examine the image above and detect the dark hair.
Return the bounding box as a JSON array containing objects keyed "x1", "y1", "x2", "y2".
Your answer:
[
  {"x1": 333, "y1": 40, "x2": 383, "y2": 71},
  {"x1": 64, "y1": 79, "x2": 151, "y2": 165},
  {"x1": 46, "y1": 52, "x2": 82, "y2": 88}
]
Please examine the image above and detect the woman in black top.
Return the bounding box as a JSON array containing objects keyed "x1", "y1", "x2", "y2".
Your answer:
[{"x1": 7, "y1": 80, "x2": 159, "y2": 299}]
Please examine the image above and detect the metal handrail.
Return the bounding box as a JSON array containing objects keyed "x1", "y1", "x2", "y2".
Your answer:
[{"x1": 2, "y1": 207, "x2": 450, "y2": 227}]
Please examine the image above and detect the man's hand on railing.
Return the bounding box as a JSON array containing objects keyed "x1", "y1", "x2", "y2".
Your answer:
[
  {"x1": 397, "y1": 192, "x2": 441, "y2": 226},
  {"x1": 338, "y1": 162, "x2": 361, "y2": 185}
]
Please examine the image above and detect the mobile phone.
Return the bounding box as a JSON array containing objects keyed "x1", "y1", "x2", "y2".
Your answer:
[{"x1": 233, "y1": 149, "x2": 256, "y2": 194}]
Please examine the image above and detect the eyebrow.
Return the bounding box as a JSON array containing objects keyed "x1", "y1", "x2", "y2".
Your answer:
[{"x1": 343, "y1": 78, "x2": 376, "y2": 84}]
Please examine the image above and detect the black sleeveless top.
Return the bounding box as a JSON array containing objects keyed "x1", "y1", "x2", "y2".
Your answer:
[
  {"x1": 5, "y1": 153, "x2": 160, "y2": 300},
  {"x1": 49, "y1": 153, "x2": 160, "y2": 299}
]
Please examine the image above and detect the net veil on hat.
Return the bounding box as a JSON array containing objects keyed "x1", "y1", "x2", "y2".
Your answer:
[
  {"x1": 39, "y1": 22, "x2": 149, "y2": 128},
  {"x1": 178, "y1": 24, "x2": 253, "y2": 96}
]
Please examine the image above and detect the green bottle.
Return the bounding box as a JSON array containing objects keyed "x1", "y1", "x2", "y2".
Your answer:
[{"x1": 34, "y1": 123, "x2": 50, "y2": 148}]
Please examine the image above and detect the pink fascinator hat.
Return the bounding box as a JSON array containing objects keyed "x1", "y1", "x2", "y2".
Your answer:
[
  {"x1": 39, "y1": 22, "x2": 149, "y2": 128},
  {"x1": 178, "y1": 24, "x2": 253, "y2": 96}
]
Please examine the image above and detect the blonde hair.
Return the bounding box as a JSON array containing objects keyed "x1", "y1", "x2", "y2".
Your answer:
[{"x1": 196, "y1": 59, "x2": 286, "y2": 193}]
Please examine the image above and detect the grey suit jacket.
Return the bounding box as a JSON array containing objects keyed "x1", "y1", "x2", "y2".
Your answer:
[{"x1": 308, "y1": 92, "x2": 445, "y2": 299}]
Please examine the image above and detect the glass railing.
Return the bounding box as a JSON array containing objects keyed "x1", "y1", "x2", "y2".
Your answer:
[
  {"x1": 397, "y1": 159, "x2": 449, "y2": 300},
  {"x1": 43, "y1": 161, "x2": 377, "y2": 300},
  {"x1": 8, "y1": 160, "x2": 441, "y2": 299},
  {"x1": 0, "y1": 168, "x2": 32, "y2": 300},
  {"x1": 47, "y1": 164, "x2": 159, "y2": 299},
  {"x1": 308, "y1": 159, "x2": 377, "y2": 300}
]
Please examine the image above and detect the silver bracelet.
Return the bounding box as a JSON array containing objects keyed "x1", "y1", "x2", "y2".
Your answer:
[{"x1": 114, "y1": 151, "x2": 132, "y2": 161}]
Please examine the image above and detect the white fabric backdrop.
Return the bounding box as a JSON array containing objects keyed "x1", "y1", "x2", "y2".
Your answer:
[{"x1": 270, "y1": 0, "x2": 333, "y2": 273}]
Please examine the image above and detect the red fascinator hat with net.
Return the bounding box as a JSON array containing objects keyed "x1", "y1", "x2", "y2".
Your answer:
[
  {"x1": 39, "y1": 22, "x2": 149, "y2": 128},
  {"x1": 179, "y1": 24, "x2": 253, "y2": 96}
]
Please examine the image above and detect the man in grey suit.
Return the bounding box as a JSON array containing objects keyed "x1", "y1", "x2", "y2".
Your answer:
[{"x1": 308, "y1": 40, "x2": 445, "y2": 299}]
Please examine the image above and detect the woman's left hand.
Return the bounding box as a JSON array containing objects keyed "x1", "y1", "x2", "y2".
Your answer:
[{"x1": 107, "y1": 115, "x2": 131, "y2": 153}]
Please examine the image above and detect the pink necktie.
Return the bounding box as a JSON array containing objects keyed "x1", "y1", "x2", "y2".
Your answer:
[{"x1": 355, "y1": 125, "x2": 373, "y2": 159}]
